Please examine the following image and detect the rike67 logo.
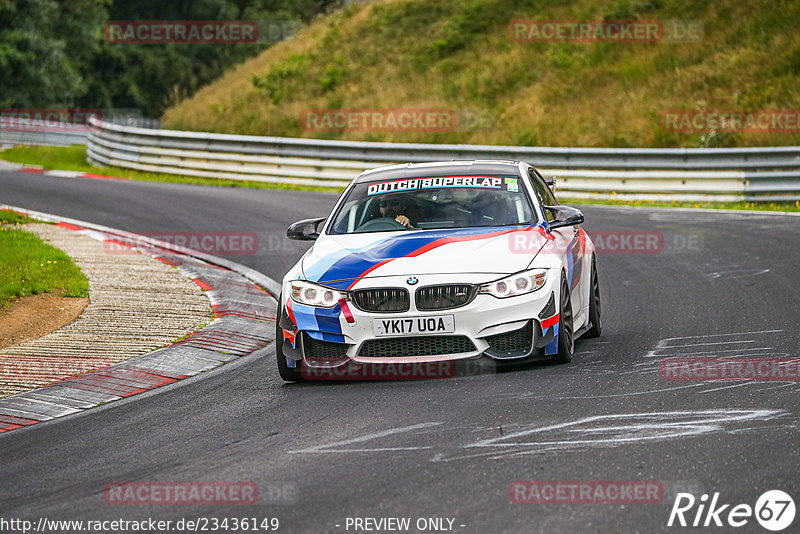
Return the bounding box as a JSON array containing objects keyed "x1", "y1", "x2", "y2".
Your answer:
[{"x1": 668, "y1": 490, "x2": 795, "y2": 531}]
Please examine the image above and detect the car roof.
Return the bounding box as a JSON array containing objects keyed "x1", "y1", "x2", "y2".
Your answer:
[{"x1": 355, "y1": 160, "x2": 524, "y2": 183}]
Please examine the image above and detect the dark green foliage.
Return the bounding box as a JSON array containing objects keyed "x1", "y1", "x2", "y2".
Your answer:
[
  {"x1": 0, "y1": 0, "x2": 332, "y2": 116},
  {"x1": 252, "y1": 53, "x2": 310, "y2": 104},
  {"x1": 0, "y1": 0, "x2": 101, "y2": 107}
]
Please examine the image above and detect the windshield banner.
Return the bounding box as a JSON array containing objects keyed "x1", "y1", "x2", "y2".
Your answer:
[{"x1": 367, "y1": 176, "x2": 506, "y2": 196}]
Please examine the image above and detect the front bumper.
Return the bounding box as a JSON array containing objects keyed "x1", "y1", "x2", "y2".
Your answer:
[{"x1": 280, "y1": 272, "x2": 560, "y2": 368}]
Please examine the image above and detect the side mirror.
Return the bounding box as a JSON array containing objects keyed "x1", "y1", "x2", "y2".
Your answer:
[
  {"x1": 287, "y1": 217, "x2": 326, "y2": 240},
  {"x1": 544, "y1": 205, "x2": 584, "y2": 230}
]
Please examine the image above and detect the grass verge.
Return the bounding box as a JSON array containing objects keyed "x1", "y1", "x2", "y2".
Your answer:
[
  {"x1": 0, "y1": 214, "x2": 90, "y2": 308},
  {"x1": 0, "y1": 209, "x2": 37, "y2": 225},
  {"x1": 2, "y1": 145, "x2": 798, "y2": 213}
]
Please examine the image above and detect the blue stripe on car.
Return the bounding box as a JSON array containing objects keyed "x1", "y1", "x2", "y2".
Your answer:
[
  {"x1": 290, "y1": 301, "x2": 346, "y2": 343},
  {"x1": 309, "y1": 227, "x2": 524, "y2": 285},
  {"x1": 313, "y1": 306, "x2": 345, "y2": 342},
  {"x1": 303, "y1": 235, "x2": 394, "y2": 282},
  {"x1": 545, "y1": 324, "x2": 559, "y2": 355}
]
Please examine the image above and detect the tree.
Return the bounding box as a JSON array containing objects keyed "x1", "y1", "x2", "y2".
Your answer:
[
  {"x1": 0, "y1": 0, "x2": 107, "y2": 107},
  {"x1": 0, "y1": 0, "x2": 332, "y2": 116}
]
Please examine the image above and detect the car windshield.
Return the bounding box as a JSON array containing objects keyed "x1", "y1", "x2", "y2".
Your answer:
[{"x1": 328, "y1": 175, "x2": 537, "y2": 234}]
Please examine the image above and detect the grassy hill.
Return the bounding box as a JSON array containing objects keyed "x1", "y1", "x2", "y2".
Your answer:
[{"x1": 162, "y1": 0, "x2": 800, "y2": 148}]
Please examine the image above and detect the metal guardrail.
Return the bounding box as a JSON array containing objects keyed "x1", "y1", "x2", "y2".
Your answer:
[
  {"x1": 0, "y1": 116, "x2": 159, "y2": 148},
  {"x1": 85, "y1": 117, "x2": 800, "y2": 201},
  {"x1": 0, "y1": 129, "x2": 89, "y2": 147}
]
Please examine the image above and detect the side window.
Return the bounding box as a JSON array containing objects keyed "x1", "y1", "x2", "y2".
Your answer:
[{"x1": 528, "y1": 168, "x2": 557, "y2": 222}]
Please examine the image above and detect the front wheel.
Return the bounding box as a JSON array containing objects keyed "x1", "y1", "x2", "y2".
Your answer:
[
  {"x1": 275, "y1": 295, "x2": 303, "y2": 382},
  {"x1": 585, "y1": 256, "x2": 602, "y2": 338},
  {"x1": 551, "y1": 274, "x2": 574, "y2": 364}
]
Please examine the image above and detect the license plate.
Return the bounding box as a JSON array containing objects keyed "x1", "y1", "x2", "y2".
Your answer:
[{"x1": 373, "y1": 315, "x2": 455, "y2": 336}]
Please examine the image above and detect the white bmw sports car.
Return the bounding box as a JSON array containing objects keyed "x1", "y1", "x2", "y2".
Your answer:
[{"x1": 276, "y1": 160, "x2": 601, "y2": 381}]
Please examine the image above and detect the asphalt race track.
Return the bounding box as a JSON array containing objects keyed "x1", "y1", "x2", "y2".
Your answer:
[{"x1": 1, "y1": 169, "x2": 799, "y2": 533}]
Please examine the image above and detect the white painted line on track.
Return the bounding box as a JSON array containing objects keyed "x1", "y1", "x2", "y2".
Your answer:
[
  {"x1": 656, "y1": 346, "x2": 772, "y2": 355},
  {"x1": 662, "y1": 340, "x2": 758, "y2": 348},
  {"x1": 431, "y1": 409, "x2": 790, "y2": 462},
  {"x1": 288, "y1": 422, "x2": 443, "y2": 454},
  {"x1": 699, "y1": 382, "x2": 753, "y2": 394},
  {"x1": 644, "y1": 330, "x2": 783, "y2": 359}
]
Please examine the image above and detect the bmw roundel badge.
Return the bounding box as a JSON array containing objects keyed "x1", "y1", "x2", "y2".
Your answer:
[{"x1": 407, "y1": 277, "x2": 419, "y2": 285}]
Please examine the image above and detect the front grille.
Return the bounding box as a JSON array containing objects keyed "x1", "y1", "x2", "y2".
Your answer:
[
  {"x1": 304, "y1": 333, "x2": 349, "y2": 358},
  {"x1": 351, "y1": 288, "x2": 410, "y2": 313},
  {"x1": 359, "y1": 336, "x2": 476, "y2": 357},
  {"x1": 415, "y1": 284, "x2": 476, "y2": 311},
  {"x1": 485, "y1": 321, "x2": 533, "y2": 353}
]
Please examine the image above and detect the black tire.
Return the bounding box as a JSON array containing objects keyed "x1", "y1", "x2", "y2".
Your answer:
[
  {"x1": 275, "y1": 295, "x2": 303, "y2": 382},
  {"x1": 551, "y1": 273, "x2": 574, "y2": 364},
  {"x1": 585, "y1": 256, "x2": 602, "y2": 338}
]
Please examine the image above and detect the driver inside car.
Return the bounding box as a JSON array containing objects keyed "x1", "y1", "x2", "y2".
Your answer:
[{"x1": 379, "y1": 195, "x2": 419, "y2": 229}]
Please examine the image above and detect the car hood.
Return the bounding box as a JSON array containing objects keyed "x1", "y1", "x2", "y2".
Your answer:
[{"x1": 301, "y1": 226, "x2": 550, "y2": 288}]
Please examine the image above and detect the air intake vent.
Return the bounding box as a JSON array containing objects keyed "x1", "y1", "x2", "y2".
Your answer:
[
  {"x1": 351, "y1": 288, "x2": 410, "y2": 313},
  {"x1": 304, "y1": 333, "x2": 349, "y2": 358},
  {"x1": 359, "y1": 336, "x2": 476, "y2": 357},
  {"x1": 415, "y1": 284, "x2": 476, "y2": 311},
  {"x1": 485, "y1": 321, "x2": 533, "y2": 353}
]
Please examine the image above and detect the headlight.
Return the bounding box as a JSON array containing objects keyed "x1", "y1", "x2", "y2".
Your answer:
[
  {"x1": 479, "y1": 269, "x2": 548, "y2": 298},
  {"x1": 290, "y1": 280, "x2": 347, "y2": 308}
]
